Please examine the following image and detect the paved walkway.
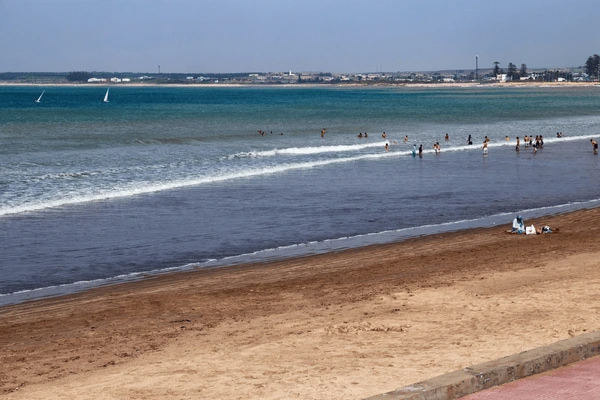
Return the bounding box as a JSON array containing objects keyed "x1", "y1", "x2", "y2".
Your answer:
[
  {"x1": 462, "y1": 354, "x2": 600, "y2": 399},
  {"x1": 366, "y1": 331, "x2": 600, "y2": 400}
]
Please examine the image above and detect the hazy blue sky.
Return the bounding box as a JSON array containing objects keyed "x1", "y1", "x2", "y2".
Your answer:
[{"x1": 0, "y1": 0, "x2": 597, "y2": 73}]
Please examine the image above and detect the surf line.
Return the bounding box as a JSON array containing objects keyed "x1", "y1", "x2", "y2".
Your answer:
[
  {"x1": 2, "y1": 136, "x2": 595, "y2": 217},
  {"x1": 231, "y1": 142, "x2": 386, "y2": 158},
  {"x1": 0, "y1": 151, "x2": 395, "y2": 217}
]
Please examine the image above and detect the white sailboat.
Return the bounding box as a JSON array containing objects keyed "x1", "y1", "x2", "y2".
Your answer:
[
  {"x1": 35, "y1": 90, "x2": 45, "y2": 103},
  {"x1": 103, "y1": 88, "x2": 109, "y2": 103}
]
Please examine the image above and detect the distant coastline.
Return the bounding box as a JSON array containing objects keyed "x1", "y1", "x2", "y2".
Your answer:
[{"x1": 2, "y1": 81, "x2": 599, "y2": 88}]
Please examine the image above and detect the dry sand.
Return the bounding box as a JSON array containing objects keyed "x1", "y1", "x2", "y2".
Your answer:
[{"x1": 2, "y1": 209, "x2": 600, "y2": 399}]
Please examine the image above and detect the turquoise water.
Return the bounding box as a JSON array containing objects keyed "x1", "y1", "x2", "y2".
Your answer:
[{"x1": 1, "y1": 85, "x2": 600, "y2": 304}]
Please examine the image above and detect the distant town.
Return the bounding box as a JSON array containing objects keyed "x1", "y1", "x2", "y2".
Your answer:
[{"x1": 0, "y1": 64, "x2": 597, "y2": 85}]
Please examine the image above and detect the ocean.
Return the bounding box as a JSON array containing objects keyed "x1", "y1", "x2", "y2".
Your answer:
[{"x1": 1, "y1": 84, "x2": 599, "y2": 305}]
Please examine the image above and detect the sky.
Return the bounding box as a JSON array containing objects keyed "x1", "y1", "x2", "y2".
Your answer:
[{"x1": 0, "y1": 0, "x2": 598, "y2": 74}]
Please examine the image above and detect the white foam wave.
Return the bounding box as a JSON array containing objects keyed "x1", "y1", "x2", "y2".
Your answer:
[
  {"x1": 229, "y1": 141, "x2": 387, "y2": 159},
  {"x1": 0, "y1": 148, "x2": 391, "y2": 216},
  {"x1": 2, "y1": 134, "x2": 597, "y2": 217}
]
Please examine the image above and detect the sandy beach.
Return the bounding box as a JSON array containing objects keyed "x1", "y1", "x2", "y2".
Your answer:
[{"x1": 1, "y1": 208, "x2": 600, "y2": 399}]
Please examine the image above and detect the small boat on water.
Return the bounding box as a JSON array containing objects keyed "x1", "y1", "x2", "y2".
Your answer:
[
  {"x1": 34, "y1": 90, "x2": 45, "y2": 103},
  {"x1": 103, "y1": 88, "x2": 109, "y2": 103}
]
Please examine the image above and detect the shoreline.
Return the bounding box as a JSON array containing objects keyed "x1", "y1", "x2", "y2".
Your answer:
[
  {"x1": 2, "y1": 207, "x2": 600, "y2": 399},
  {"x1": 3, "y1": 197, "x2": 598, "y2": 307}
]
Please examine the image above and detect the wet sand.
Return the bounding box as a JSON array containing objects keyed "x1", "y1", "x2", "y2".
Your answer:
[{"x1": 2, "y1": 208, "x2": 600, "y2": 399}]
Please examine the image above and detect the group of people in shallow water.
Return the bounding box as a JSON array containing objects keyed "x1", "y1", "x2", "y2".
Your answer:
[
  {"x1": 415, "y1": 132, "x2": 594, "y2": 156},
  {"x1": 413, "y1": 132, "x2": 597, "y2": 157},
  {"x1": 259, "y1": 128, "x2": 598, "y2": 156},
  {"x1": 509, "y1": 135, "x2": 544, "y2": 153},
  {"x1": 258, "y1": 130, "x2": 285, "y2": 136},
  {"x1": 513, "y1": 135, "x2": 545, "y2": 152},
  {"x1": 358, "y1": 130, "x2": 597, "y2": 156}
]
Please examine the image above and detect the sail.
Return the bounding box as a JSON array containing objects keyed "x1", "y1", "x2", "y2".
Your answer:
[
  {"x1": 103, "y1": 88, "x2": 109, "y2": 103},
  {"x1": 35, "y1": 90, "x2": 45, "y2": 103}
]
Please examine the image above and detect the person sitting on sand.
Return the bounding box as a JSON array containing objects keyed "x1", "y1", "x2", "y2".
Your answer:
[{"x1": 512, "y1": 215, "x2": 525, "y2": 234}]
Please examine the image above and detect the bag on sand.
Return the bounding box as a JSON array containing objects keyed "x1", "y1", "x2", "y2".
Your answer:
[{"x1": 525, "y1": 225, "x2": 536, "y2": 235}]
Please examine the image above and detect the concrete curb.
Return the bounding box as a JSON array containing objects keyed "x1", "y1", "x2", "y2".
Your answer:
[{"x1": 366, "y1": 331, "x2": 600, "y2": 400}]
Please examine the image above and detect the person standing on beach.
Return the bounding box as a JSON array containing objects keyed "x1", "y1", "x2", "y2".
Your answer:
[
  {"x1": 412, "y1": 144, "x2": 417, "y2": 157},
  {"x1": 516, "y1": 136, "x2": 520, "y2": 152},
  {"x1": 592, "y1": 139, "x2": 598, "y2": 154},
  {"x1": 418, "y1": 144, "x2": 423, "y2": 157},
  {"x1": 482, "y1": 140, "x2": 488, "y2": 155}
]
